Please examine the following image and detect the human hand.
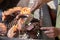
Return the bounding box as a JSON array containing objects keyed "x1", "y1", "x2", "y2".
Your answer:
[
  {"x1": 30, "y1": 0, "x2": 52, "y2": 12},
  {"x1": 7, "y1": 25, "x2": 18, "y2": 38},
  {"x1": 0, "y1": 23, "x2": 7, "y2": 36},
  {"x1": 40, "y1": 27, "x2": 59, "y2": 38},
  {"x1": 7, "y1": 30, "x2": 16, "y2": 38},
  {"x1": 2, "y1": 7, "x2": 22, "y2": 21}
]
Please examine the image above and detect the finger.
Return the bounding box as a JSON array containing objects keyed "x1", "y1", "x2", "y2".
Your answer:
[
  {"x1": 3, "y1": 9, "x2": 13, "y2": 15},
  {"x1": 46, "y1": 33, "x2": 55, "y2": 38},
  {"x1": 40, "y1": 27, "x2": 50, "y2": 30},
  {"x1": 12, "y1": 33, "x2": 16, "y2": 37},
  {"x1": 3, "y1": 7, "x2": 21, "y2": 16},
  {"x1": 13, "y1": 7, "x2": 22, "y2": 11},
  {"x1": 0, "y1": 23, "x2": 7, "y2": 32},
  {"x1": 44, "y1": 31, "x2": 53, "y2": 34},
  {"x1": 2, "y1": 7, "x2": 21, "y2": 21},
  {"x1": 7, "y1": 32, "x2": 16, "y2": 38}
]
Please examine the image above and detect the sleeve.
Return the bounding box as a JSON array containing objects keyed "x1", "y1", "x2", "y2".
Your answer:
[
  {"x1": 56, "y1": 0, "x2": 60, "y2": 39},
  {"x1": 0, "y1": 10, "x2": 2, "y2": 22}
]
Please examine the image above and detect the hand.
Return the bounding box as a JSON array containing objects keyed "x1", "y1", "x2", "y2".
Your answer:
[
  {"x1": 2, "y1": 7, "x2": 22, "y2": 21},
  {"x1": 30, "y1": 0, "x2": 52, "y2": 12},
  {"x1": 40, "y1": 27, "x2": 59, "y2": 38},
  {"x1": 7, "y1": 29, "x2": 16, "y2": 38},
  {"x1": 7, "y1": 30, "x2": 16, "y2": 38},
  {"x1": 0, "y1": 23, "x2": 7, "y2": 36},
  {"x1": 7, "y1": 25, "x2": 17, "y2": 38}
]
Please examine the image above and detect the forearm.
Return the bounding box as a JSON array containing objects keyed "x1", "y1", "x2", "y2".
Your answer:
[
  {"x1": 30, "y1": 0, "x2": 52, "y2": 12},
  {"x1": 43, "y1": 0, "x2": 52, "y2": 3}
]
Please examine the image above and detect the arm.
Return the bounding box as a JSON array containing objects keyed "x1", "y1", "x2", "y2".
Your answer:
[
  {"x1": 40, "y1": 27, "x2": 60, "y2": 38},
  {"x1": 0, "y1": 23, "x2": 7, "y2": 36},
  {"x1": 30, "y1": 0, "x2": 52, "y2": 12}
]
